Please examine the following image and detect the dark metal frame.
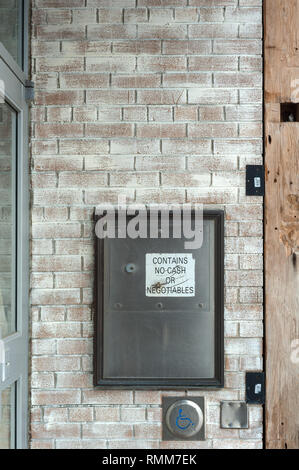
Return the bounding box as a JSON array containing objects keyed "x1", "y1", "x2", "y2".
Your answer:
[{"x1": 94, "y1": 210, "x2": 224, "y2": 389}]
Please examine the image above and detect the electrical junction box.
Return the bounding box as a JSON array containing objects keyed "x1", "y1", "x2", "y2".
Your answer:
[{"x1": 94, "y1": 210, "x2": 224, "y2": 389}]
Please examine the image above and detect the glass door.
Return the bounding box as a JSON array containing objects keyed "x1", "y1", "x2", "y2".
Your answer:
[{"x1": 0, "y1": 36, "x2": 29, "y2": 449}]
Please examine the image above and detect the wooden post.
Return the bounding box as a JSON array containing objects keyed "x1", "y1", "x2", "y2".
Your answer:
[{"x1": 264, "y1": 0, "x2": 299, "y2": 449}]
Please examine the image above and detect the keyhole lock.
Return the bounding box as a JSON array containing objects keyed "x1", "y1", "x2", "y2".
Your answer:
[{"x1": 125, "y1": 263, "x2": 136, "y2": 273}]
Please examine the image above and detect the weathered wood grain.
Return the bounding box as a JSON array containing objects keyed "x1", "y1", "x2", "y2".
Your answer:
[{"x1": 265, "y1": 0, "x2": 299, "y2": 449}]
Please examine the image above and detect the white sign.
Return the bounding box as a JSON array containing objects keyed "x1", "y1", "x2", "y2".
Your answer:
[{"x1": 145, "y1": 253, "x2": 195, "y2": 297}]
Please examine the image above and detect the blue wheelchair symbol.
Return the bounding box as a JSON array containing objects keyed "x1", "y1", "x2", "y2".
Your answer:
[{"x1": 175, "y1": 409, "x2": 194, "y2": 430}]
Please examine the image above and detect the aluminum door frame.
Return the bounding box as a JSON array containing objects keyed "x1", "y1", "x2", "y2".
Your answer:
[{"x1": 0, "y1": 49, "x2": 29, "y2": 450}]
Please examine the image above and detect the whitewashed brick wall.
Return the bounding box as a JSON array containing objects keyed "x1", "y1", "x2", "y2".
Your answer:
[{"x1": 30, "y1": 0, "x2": 264, "y2": 449}]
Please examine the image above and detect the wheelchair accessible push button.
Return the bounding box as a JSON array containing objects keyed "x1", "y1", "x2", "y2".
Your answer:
[{"x1": 165, "y1": 399, "x2": 204, "y2": 439}]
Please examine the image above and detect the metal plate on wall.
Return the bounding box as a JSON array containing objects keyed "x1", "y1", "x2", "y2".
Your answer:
[
  {"x1": 162, "y1": 397, "x2": 205, "y2": 441},
  {"x1": 94, "y1": 210, "x2": 224, "y2": 388},
  {"x1": 220, "y1": 402, "x2": 248, "y2": 429}
]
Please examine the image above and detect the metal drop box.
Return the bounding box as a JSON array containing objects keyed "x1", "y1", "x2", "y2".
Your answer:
[{"x1": 94, "y1": 210, "x2": 224, "y2": 389}]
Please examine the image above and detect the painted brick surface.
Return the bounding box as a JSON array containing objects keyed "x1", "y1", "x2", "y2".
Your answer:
[{"x1": 30, "y1": 0, "x2": 263, "y2": 449}]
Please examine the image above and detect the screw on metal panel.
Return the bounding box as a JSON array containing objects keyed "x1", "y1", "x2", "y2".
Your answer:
[
  {"x1": 125, "y1": 263, "x2": 136, "y2": 273},
  {"x1": 156, "y1": 302, "x2": 163, "y2": 309},
  {"x1": 114, "y1": 303, "x2": 122, "y2": 309}
]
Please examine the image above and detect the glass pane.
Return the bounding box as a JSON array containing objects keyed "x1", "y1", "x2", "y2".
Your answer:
[
  {"x1": 0, "y1": 102, "x2": 17, "y2": 338},
  {"x1": 0, "y1": 383, "x2": 16, "y2": 449},
  {"x1": 0, "y1": 0, "x2": 23, "y2": 68}
]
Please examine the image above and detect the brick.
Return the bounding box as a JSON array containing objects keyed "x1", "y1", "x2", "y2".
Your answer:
[
  {"x1": 163, "y1": 40, "x2": 211, "y2": 55},
  {"x1": 83, "y1": 390, "x2": 133, "y2": 405},
  {"x1": 56, "y1": 272, "x2": 92, "y2": 289},
  {"x1": 35, "y1": 123, "x2": 83, "y2": 139},
  {"x1": 31, "y1": 273, "x2": 53, "y2": 289},
  {"x1": 175, "y1": 8, "x2": 198, "y2": 22},
  {"x1": 124, "y1": 8, "x2": 148, "y2": 23},
  {"x1": 113, "y1": 40, "x2": 161, "y2": 55},
  {"x1": 32, "y1": 323, "x2": 81, "y2": 339},
  {"x1": 110, "y1": 139, "x2": 160, "y2": 155},
  {"x1": 46, "y1": 9, "x2": 72, "y2": 24},
  {"x1": 98, "y1": 9, "x2": 123, "y2": 23},
  {"x1": 187, "y1": 188, "x2": 238, "y2": 204},
  {"x1": 136, "y1": 189, "x2": 185, "y2": 204},
  {"x1": 136, "y1": 123, "x2": 186, "y2": 138},
  {"x1": 136, "y1": 156, "x2": 185, "y2": 171},
  {"x1": 214, "y1": 72, "x2": 262, "y2": 88},
  {"x1": 134, "y1": 423, "x2": 161, "y2": 439},
  {"x1": 36, "y1": 0, "x2": 85, "y2": 6},
  {"x1": 69, "y1": 408, "x2": 93, "y2": 422},
  {"x1": 55, "y1": 440, "x2": 106, "y2": 449},
  {"x1": 35, "y1": 91, "x2": 84, "y2": 106},
  {"x1": 189, "y1": 123, "x2": 237, "y2": 138},
  {"x1": 163, "y1": 73, "x2": 211, "y2": 87},
  {"x1": 43, "y1": 408, "x2": 68, "y2": 423},
  {"x1": 88, "y1": 0, "x2": 135, "y2": 6},
  {"x1": 162, "y1": 139, "x2": 211, "y2": 155},
  {"x1": 174, "y1": 106, "x2": 198, "y2": 121},
  {"x1": 138, "y1": 25, "x2": 187, "y2": 39},
  {"x1": 138, "y1": 89, "x2": 186, "y2": 105},
  {"x1": 214, "y1": 39, "x2": 261, "y2": 55},
  {"x1": 120, "y1": 408, "x2": 146, "y2": 422},
  {"x1": 47, "y1": 107, "x2": 71, "y2": 122},
  {"x1": 224, "y1": 7, "x2": 262, "y2": 23},
  {"x1": 32, "y1": 372, "x2": 55, "y2": 388},
  {"x1": 189, "y1": 24, "x2": 238, "y2": 38},
  {"x1": 40, "y1": 306, "x2": 65, "y2": 321},
  {"x1": 32, "y1": 423, "x2": 80, "y2": 439},
  {"x1": 86, "y1": 57, "x2": 135, "y2": 73},
  {"x1": 83, "y1": 423, "x2": 133, "y2": 439},
  {"x1": 214, "y1": 139, "x2": 262, "y2": 155},
  {"x1": 57, "y1": 339, "x2": 92, "y2": 355},
  {"x1": 60, "y1": 139, "x2": 109, "y2": 155},
  {"x1": 61, "y1": 40, "x2": 111, "y2": 56},
  {"x1": 88, "y1": 25, "x2": 136, "y2": 40},
  {"x1": 32, "y1": 339, "x2": 56, "y2": 355},
  {"x1": 72, "y1": 8, "x2": 97, "y2": 24},
  {"x1": 189, "y1": 56, "x2": 238, "y2": 71},
  {"x1": 190, "y1": 0, "x2": 237, "y2": 5},
  {"x1": 200, "y1": 7, "x2": 224, "y2": 22},
  {"x1": 37, "y1": 25, "x2": 85, "y2": 40},
  {"x1": 188, "y1": 156, "x2": 237, "y2": 172},
  {"x1": 34, "y1": 156, "x2": 83, "y2": 172},
  {"x1": 36, "y1": 57, "x2": 84, "y2": 72},
  {"x1": 85, "y1": 123, "x2": 134, "y2": 138},
  {"x1": 56, "y1": 373, "x2": 92, "y2": 388},
  {"x1": 188, "y1": 88, "x2": 238, "y2": 104},
  {"x1": 32, "y1": 356, "x2": 80, "y2": 372},
  {"x1": 85, "y1": 156, "x2": 134, "y2": 171},
  {"x1": 31, "y1": 390, "x2": 81, "y2": 406},
  {"x1": 32, "y1": 40, "x2": 60, "y2": 56},
  {"x1": 31, "y1": 289, "x2": 81, "y2": 305},
  {"x1": 138, "y1": 0, "x2": 186, "y2": 6},
  {"x1": 138, "y1": 56, "x2": 186, "y2": 72},
  {"x1": 73, "y1": 106, "x2": 97, "y2": 122},
  {"x1": 87, "y1": 90, "x2": 135, "y2": 105},
  {"x1": 110, "y1": 172, "x2": 159, "y2": 187},
  {"x1": 60, "y1": 73, "x2": 109, "y2": 89},
  {"x1": 123, "y1": 106, "x2": 147, "y2": 122},
  {"x1": 161, "y1": 172, "x2": 211, "y2": 187},
  {"x1": 239, "y1": 321, "x2": 263, "y2": 338},
  {"x1": 32, "y1": 223, "x2": 81, "y2": 238},
  {"x1": 112, "y1": 75, "x2": 160, "y2": 88}
]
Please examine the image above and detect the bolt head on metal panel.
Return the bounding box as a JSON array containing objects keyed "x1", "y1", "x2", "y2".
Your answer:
[
  {"x1": 162, "y1": 397, "x2": 205, "y2": 441},
  {"x1": 220, "y1": 401, "x2": 248, "y2": 429}
]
